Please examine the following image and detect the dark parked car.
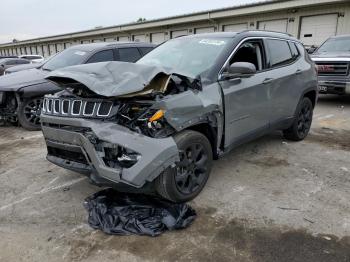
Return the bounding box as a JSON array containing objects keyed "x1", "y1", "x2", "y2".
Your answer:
[
  {"x1": 311, "y1": 35, "x2": 350, "y2": 95},
  {"x1": 41, "y1": 31, "x2": 317, "y2": 202},
  {"x1": 0, "y1": 58, "x2": 31, "y2": 76},
  {"x1": 0, "y1": 42, "x2": 155, "y2": 130}
]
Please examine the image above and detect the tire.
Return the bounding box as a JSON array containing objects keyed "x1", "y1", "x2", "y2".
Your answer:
[
  {"x1": 283, "y1": 97, "x2": 313, "y2": 141},
  {"x1": 17, "y1": 97, "x2": 43, "y2": 131},
  {"x1": 155, "y1": 130, "x2": 213, "y2": 203}
]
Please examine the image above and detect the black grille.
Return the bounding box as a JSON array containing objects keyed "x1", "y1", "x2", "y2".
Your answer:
[
  {"x1": 54, "y1": 100, "x2": 60, "y2": 113},
  {"x1": 316, "y1": 62, "x2": 349, "y2": 76},
  {"x1": 62, "y1": 100, "x2": 69, "y2": 114},
  {"x1": 84, "y1": 102, "x2": 95, "y2": 115},
  {"x1": 98, "y1": 102, "x2": 113, "y2": 116},
  {"x1": 48, "y1": 99, "x2": 53, "y2": 112},
  {"x1": 72, "y1": 101, "x2": 82, "y2": 115}
]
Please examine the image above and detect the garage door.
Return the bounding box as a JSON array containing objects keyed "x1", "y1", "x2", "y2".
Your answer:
[
  {"x1": 171, "y1": 30, "x2": 188, "y2": 39},
  {"x1": 133, "y1": 34, "x2": 146, "y2": 42},
  {"x1": 43, "y1": 45, "x2": 50, "y2": 57},
  {"x1": 223, "y1": 23, "x2": 248, "y2": 32},
  {"x1": 195, "y1": 27, "x2": 215, "y2": 34},
  {"x1": 49, "y1": 44, "x2": 56, "y2": 55},
  {"x1": 258, "y1": 19, "x2": 288, "y2": 33},
  {"x1": 151, "y1": 32, "x2": 166, "y2": 44},
  {"x1": 56, "y1": 43, "x2": 64, "y2": 52},
  {"x1": 36, "y1": 47, "x2": 43, "y2": 56},
  {"x1": 118, "y1": 36, "x2": 129, "y2": 42},
  {"x1": 300, "y1": 14, "x2": 338, "y2": 46},
  {"x1": 105, "y1": 37, "x2": 116, "y2": 42},
  {"x1": 64, "y1": 42, "x2": 72, "y2": 49},
  {"x1": 30, "y1": 46, "x2": 36, "y2": 54}
]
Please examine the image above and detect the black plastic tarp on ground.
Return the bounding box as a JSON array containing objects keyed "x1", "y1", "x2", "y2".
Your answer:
[{"x1": 84, "y1": 189, "x2": 196, "y2": 236}]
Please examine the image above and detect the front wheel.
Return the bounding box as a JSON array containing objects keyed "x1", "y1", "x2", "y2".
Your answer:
[
  {"x1": 283, "y1": 97, "x2": 313, "y2": 141},
  {"x1": 17, "y1": 97, "x2": 43, "y2": 131},
  {"x1": 155, "y1": 130, "x2": 213, "y2": 203}
]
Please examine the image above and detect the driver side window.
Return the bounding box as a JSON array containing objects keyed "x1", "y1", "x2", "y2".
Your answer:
[{"x1": 230, "y1": 40, "x2": 265, "y2": 72}]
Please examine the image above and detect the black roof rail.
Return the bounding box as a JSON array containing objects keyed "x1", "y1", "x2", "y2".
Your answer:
[{"x1": 238, "y1": 29, "x2": 293, "y2": 37}]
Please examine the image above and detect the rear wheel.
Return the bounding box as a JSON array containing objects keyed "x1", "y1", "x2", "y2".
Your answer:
[
  {"x1": 283, "y1": 97, "x2": 313, "y2": 141},
  {"x1": 17, "y1": 97, "x2": 43, "y2": 131},
  {"x1": 155, "y1": 130, "x2": 213, "y2": 203}
]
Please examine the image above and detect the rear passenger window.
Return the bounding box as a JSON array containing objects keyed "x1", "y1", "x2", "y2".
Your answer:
[
  {"x1": 87, "y1": 50, "x2": 114, "y2": 63},
  {"x1": 266, "y1": 39, "x2": 293, "y2": 67},
  {"x1": 118, "y1": 48, "x2": 141, "y2": 62},
  {"x1": 289, "y1": 42, "x2": 300, "y2": 59},
  {"x1": 139, "y1": 47, "x2": 153, "y2": 56}
]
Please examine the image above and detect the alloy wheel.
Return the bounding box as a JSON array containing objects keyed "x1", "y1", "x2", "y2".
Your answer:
[
  {"x1": 23, "y1": 98, "x2": 43, "y2": 126},
  {"x1": 175, "y1": 143, "x2": 209, "y2": 195},
  {"x1": 297, "y1": 101, "x2": 312, "y2": 138}
]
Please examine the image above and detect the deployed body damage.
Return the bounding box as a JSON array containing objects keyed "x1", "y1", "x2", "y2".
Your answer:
[{"x1": 42, "y1": 62, "x2": 223, "y2": 187}]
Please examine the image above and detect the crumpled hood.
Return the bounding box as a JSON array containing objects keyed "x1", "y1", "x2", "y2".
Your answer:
[
  {"x1": 46, "y1": 61, "x2": 199, "y2": 97},
  {"x1": 0, "y1": 68, "x2": 49, "y2": 92}
]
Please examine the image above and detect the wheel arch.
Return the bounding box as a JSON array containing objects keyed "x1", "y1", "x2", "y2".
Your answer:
[
  {"x1": 303, "y1": 89, "x2": 317, "y2": 108},
  {"x1": 185, "y1": 122, "x2": 219, "y2": 160}
]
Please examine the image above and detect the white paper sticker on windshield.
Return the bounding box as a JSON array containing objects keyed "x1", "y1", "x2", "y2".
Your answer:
[
  {"x1": 74, "y1": 51, "x2": 86, "y2": 56},
  {"x1": 199, "y1": 39, "x2": 226, "y2": 46}
]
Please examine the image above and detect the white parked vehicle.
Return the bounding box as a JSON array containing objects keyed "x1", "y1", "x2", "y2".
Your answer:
[{"x1": 19, "y1": 55, "x2": 44, "y2": 63}]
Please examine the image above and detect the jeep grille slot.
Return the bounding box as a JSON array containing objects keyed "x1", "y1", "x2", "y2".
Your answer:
[
  {"x1": 83, "y1": 101, "x2": 95, "y2": 116},
  {"x1": 97, "y1": 102, "x2": 113, "y2": 116},
  {"x1": 72, "y1": 100, "x2": 82, "y2": 115}
]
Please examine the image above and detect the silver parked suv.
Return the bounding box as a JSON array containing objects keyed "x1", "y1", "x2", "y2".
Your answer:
[{"x1": 41, "y1": 31, "x2": 318, "y2": 202}]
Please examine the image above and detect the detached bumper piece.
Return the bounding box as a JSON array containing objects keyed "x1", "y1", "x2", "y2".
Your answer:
[
  {"x1": 84, "y1": 188, "x2": 196, "y2": 236},
  {"x1": 41, "y1": 114, "x2": 179, "y2": 188}
]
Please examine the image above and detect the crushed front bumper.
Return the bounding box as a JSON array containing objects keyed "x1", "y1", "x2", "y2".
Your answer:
[{"x1": 41, "y1": 114, "x2": 179, "y2": 188}]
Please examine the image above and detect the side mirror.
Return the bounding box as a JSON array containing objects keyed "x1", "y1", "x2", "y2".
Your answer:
[
  {"x1": 307, "y1": 47, "x2": 316, "y2": 54},
  {"x1": 222, "y1": 62, "x2": 256, "y2": 79}
]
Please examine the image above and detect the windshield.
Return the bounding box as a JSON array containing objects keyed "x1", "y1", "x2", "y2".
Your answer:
[
  {"x1": 42, "y1": 48, "x2": 89, "y2": 71},
  {"x1": 137, "y1": 37, "x2": 231, "y2": 77},
  {"x1": 317, "y1": 37, "x2": 350, "y2": 53}
]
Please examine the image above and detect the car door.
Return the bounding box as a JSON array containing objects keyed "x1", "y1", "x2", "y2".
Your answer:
[
  {"x1": 219, "y1": 39, "x2": 271, "y2": 148},
  {"x1": 263, "y1": 38, "x2": 302, "y2": 125}
]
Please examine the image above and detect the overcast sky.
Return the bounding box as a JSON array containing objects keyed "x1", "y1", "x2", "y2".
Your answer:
[{"x1": 0, "y1": 0, "x2": 263, "y2": 44}]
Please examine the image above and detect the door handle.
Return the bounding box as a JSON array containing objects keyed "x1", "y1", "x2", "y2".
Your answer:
[
  {"x1": 262, "y1": 78, "x2": 274, "y2": 84},
  {"x1": 295, "y1": 69, "x2": 302, "y2": 75}
]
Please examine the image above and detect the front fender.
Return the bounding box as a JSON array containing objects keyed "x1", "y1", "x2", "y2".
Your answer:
[{"x1": 155, "y1": 82, "x2": 224, "y2": 154}]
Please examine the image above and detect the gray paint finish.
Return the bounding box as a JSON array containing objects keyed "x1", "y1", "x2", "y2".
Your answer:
[{"x1": 40, "y1": 31, "x2": 318, "y2": 189}]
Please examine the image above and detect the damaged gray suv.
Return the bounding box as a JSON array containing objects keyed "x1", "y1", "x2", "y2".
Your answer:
[{"x1": 41, "y1": 31, "x2": 318, "y2": 202}]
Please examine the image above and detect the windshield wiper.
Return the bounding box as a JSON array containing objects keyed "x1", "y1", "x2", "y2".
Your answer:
[{"x1": 42, "y1": 67, "x2": 52, "y2": 72}]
